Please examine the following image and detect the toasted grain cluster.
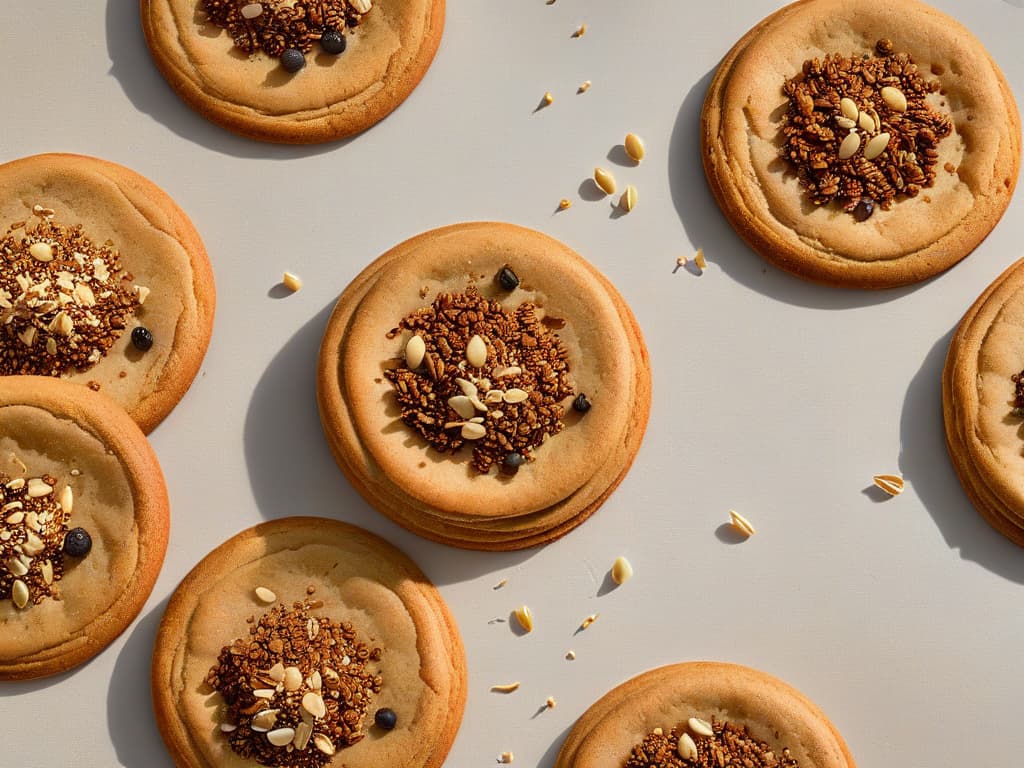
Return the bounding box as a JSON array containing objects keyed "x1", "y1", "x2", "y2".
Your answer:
[
  {"x1": 625, "y1": 717, "x2": 799, "y2": 768},
  {"x1": 200, "y1": 0, "x2": 368, "y2": 57}
]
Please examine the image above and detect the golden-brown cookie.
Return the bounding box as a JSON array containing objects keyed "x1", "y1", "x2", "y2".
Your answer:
[
  {"x1": 151, "y1": 517, "x2": 466, "y2": 768},
  {"x1": 0, "y1": 376, "x2": 170, "y2": 680},
  {"x1": 556, "y1": 662, "x2": 856, "y2": 768},
  {"x1": 316, "y1": 222, "x2": 651, "y2": 550},
  {"x1": 0, "y1": 153, "x2": 216, "y2": 434},
  {"x1": 943, "y1": 256, "x2": 1024, "y2": 546},
  {"x1": 140, "y1": 0, "x2": 445, "y2": 144},
  {"x1": 701, "y1": 0, "x2": 1020, "y2": 288}
]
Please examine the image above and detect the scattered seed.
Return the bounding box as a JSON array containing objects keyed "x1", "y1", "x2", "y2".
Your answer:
[
  {"x1": 619, "y1": 184, "x2": 638, "y2": 213},
  {"x1": 253, "y1": 688, "x2": 276, "y2": 699},
  {"x1": 254, "y1": 586, "x2": 277, "y2": 603},
  {"x1": 580, "y1": 613, "x2": 599, "y2": 630},
  {"x1": 840, "y1": 97, "x2": 859, "y2": 120},
  {"x1": 694, "y1": 249, "x2": 707, "y2": 270},
  {"x1": 577, "y1": 80, "x2": 591, "y2": 93},
  {"x1": 573, "y1": 23, "x2": 586, "y2": 37},
  {"x1": 493, "y1": 578, "x2": 508, "y2": 590},
  {"x1": 880, "y1": 86, "x2": 907, "y2": 112},
  {"x1": 873, "y1": 474, "x2": 905, "y2": 496},
  {"x1": 624, "y1": 133, "x2": 645, "y2": 163},
  {"x1": 838, "y1": 131, "x2": 861, "y2": 160},
  {"x1": 566, "y1": 649, "x2": 576, "y2": 660},
  {"x1": 594, "y1": 167, "x2": 617, "y2": 195},
  {"x1": 282, "y1": 271, "x2": 302, "y2": 292},
  {"x1": 676, "y1": 255, "x2": 688, "y2": 267},
  {"x1": 864, "y1": 132, "x2": 891, "y2": 161},
  {"x1": 40, "y1": 559, "x2": 53, "y2": 585},
  {"x1": 501, "y1": 752, "x2": 514, "y2": 764},
  {"x1": 455, "y1": 377, "x2": 478, "y2": 397},
  {"x1": 611, "y1": 555, "x2": 633, "y2": 585},
  {"x1": 514, "y1": 605, "x2": 533, "y2": 632},
  {"x1": 467, "y1": 334, "x2": 488, "y2": 367},
  {"x1": 558, "y1": 198, "x2": 572, "y2": 210},
  {"x1": 728, "y1": 510, "x2": 756, "y2": 537},
  {"x1": 490, "y1": 682, "x2": 521, "y2": 693},
  {"x1": 677, "y1": 732, "x2": 698, "y2": 760},
  {"x1": 405, "y1": 334, "x2": 426, "y2": 369},
  {"x1": 689, "y1": 717, "x2": 714, "y2": 737},
  {"x1": 267, "y1": 727, "x2": 296, "y2": 747},
  {"x1": 293, "y1": 722, "x2": 314, "y2": 750},
  {"x1": 542, "y1": 92, "x2": 554, "y2": 106},
  {"x1": 545, "y1": 696, "x2": 557, "y2": 709}
]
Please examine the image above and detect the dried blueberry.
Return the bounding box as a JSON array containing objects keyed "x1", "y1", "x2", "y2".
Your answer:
[
  {"x1": 374, "y1": 708, "x2": 397, "y2": 730},
  {"x1": 500, "y1": 452, "x2": 526, "y2": 476},
  {"x1": 852, "y1": 198, "x2": 875, "y2": 222},
  {"x1": 281, "y1": 48, "x2": 306, "y2": 73},
  {"x1": 63, "y1": 527, "x2": 92, "y2": 557},
  {"x1": 320, "y1": 28, "x2": 346, "y2": 55},
  {"x1": 572, "y1": 393, "x2": 592, "y2": 413},
  {"x1": 497, "y1": 266, "x2": 520, "y2": 291},
  {"x1": 131, "y1": 326, "x2": 154, "y2": 351}
]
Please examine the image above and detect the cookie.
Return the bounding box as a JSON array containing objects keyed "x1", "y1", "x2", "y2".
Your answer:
[
  {"x1": 141, "y1": 0, "x2": 445, "y2": 144},
  {"x1": 316, "y1": 222, "x2": 651, "y2": 550},
  {"x1": 151, "y1": 517, "x2": 466, "y2": 768},
  {"x1": 0, "y1": 153, "x2": 215, "y2": 433},
  {"x1": 701, "y1": 0, "x2": 1020, "y2": 288},
  {"x1": 0, "y1": 376, "x2": 170, "y2": 680},
  {"x1": 943, "y1": 256, "x2": 1024, "y2": 546},
  {"x1": 555, "y1": 662, "x2": 856, "y2": 768}
]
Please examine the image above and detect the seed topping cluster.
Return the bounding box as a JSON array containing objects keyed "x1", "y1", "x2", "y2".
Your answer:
[
  {"x1": 780, "y1": 41, "x2": 953, "y2": 217},
  {"x1": 1, "y1": 210, "x2": 143, "y2": 376},
  {"x1": 206, "y1": 594, "x2": 383, "y2": 768},
  {"x1": 1, "y1": 475, "x2": 72, "y2": 609},
  {"x1": 625, "y1": 718, "x2": 800, "y2": 768},
  {"x1": 200, "y1": 0, "x2": 369, "y2": 57},
  {"x1": 383, "y1": 288, "x2": 576, "y2": 475}
]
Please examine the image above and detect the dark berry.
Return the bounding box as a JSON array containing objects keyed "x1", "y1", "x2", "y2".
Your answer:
[
  {"x1": 320, "y1": 28, "x2": 347, "y2": 55},
  {"x1": 497, "y1": 266, "x2": 520, "y2": 291},
  {"x1": 572, "y1": 393, "x2": 592, "y2": 413},
  {"x1": 852, "y1": 198, "x2": 875, "y2": 222},
  {"x1": 500, "y1": 452, "x2": 526, "y2": 476},
  {"x1": 131, "y1": 326, "x2": 154, "y2": 351},
  {"x1": 374, "y1": 708, "x2": 397, "y2": 730},
  {"x1": 281, "y1": 48, "x2": 306, "y2": 73},
  {"x1": 63, "y1": 527, "x2": 93, "y2": 557}
]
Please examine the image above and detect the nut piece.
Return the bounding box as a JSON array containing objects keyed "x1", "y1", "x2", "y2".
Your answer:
[
  {"x1": 864, "y1": 132, "x2": 891, "y2": 161},
  {"x1": 350, "y1": 0, "x2": 372, "y2": 12},
  {"x1": 461, "y1": 422, "x2": 487, "y2": 440},
  {"x1": 688, "y1": 717, "x2": 714, "y2": 737},
  {"x1": 594, "y1": 167, "x2": 617, "y2": 195},
  {"x1": 881, "y1": 86, "x2": 908, "y2": 112},
  {"x1": 503, "y1": 388, "x2": 529, "y2": 404},
  {"x1": 267, "y1": 727, "x2": 296, "y2": 747},
  {"x1": 282, "y1": 271, "x2": 302, "y2": 292},
  {"x1": 447, "y1": 395, "x2": 476, "y2": 420},
  {"x1": 27, "y1": 478, "x2": 53, "y2": 497},
  {"x1": 490, "y1": 682, "x2": 521, "y2": 693},
  {"x1": 405, "y1": 334, "x2": 426, "y2": 369},
  {"x1": 838, "y1": 131, "x2": 861, "y2": 160},
  {"x1": 254, "y1": 586, "x2": 277, "y2": 603},
  {"x1": 240, "y1": 2, "x2": 263, "y2": 19},
  {"x1": 269, "y1": 662, "x2": 286, "y2": 682},
  {"x1": 873, "y1": 474, "x2": 905, "y2": 496},
  {"x1": 677, "y1": 732, "x2": 698, "y2": 761},
  {"x1": 302, "y1": 692, "x2": 327, "y2": 719},
  {"x1": 40, "y1": 559, "x2": 53, "y2": 585},
  {"x1": 619, "y1": 185, "x2": 638, "y2": 213},
  {"x1": 313, "y1": 733, "x2": 336, "y2": 756},
  {"x1": 12, "y1": 579, "x2": 30, "y2": 609},
  {"x1": 293, "y1": 722, "x2": 314, "y2": 750},
  {"x1": 466, "y1": 334, "x2": 487, "y2": 367},
  {"x1": 251, "y1": 709, "x2": 280, "y2": 732},
  {"x1": 624, "y1": 133, "x2": 645, "y2": 163},
  {"x1": 283, "y1": 666, "x2": 303, "y2": 691},
  {"x1": 513, "y1": 604, "x2": 533, "y2": 632},
  {"x1": 59, "y1": 484, "x2": 73, "y2": 513},
  {"x1": 728, "y1": 510, "x2": 756, "y2": 537},
  {"x1": 611, "y1": 555, "x2": 633, "y2": 585},
  {"x1": 29, "y1": 242, "x2": 54, "y2": 262}
]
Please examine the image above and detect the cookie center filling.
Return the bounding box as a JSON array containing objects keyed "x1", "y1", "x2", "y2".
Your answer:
[
  {"x1": 199, "y1": 0, "x2": 373, "y2": 70},
  {"x1": 1, "y1": 208, "x2": 147, "y2": 377},
  {"x1": 383, "y1": 269, "x2": 582, "y2": 476},
  {"x1": 206, "y1": 593, "x2": 383, "y2": 767},
  {"x1": 780, "y1": 39, "x2": 953, "y2": 219},
  {"x1": 626, "y1": 717, "x2": 799, "y2": 768},
  {"x1": 1, "y1": 473, "x2": 85, "y2": 610}
]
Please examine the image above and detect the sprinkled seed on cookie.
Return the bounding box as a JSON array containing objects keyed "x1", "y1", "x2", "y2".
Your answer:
[{"x1": 873, "y1": 474, "x2": 905, "y2": 495}]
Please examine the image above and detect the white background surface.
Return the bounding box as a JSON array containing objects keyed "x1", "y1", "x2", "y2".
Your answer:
[{"x1": 3, "y1": 0, "x2": 1024, "y2": 765}]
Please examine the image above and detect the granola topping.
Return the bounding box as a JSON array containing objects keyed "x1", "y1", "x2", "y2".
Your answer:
[
  {"x1": 625, "y1": 718, "x2": 799, "y2": 768},
  {"x1": 206, "y1": 594, "x2": 383, "y2": 768},
  {"x1": 1, "y1": 211, "x2": 142, "y2": 376},
  {"x1": 781, "y1": 42, "x2": 953, "y2": 216},
  {"x1": 1, "y1": 474, "x2": 74, "y2": 609},
  {"x1": 1011, "y1": 368, "x2": 1024, "y2": 415},
  {"x1": 383, "y1": 286, "x2": 576, "y2": 475},
  {"x1": 200, "y1": 0, "x2": 372, "y2": 59}
]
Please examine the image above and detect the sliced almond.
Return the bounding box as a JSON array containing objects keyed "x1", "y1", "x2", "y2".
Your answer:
[
  {"x1": 293, "y1": 721, "x2": 313, "y2": 750},
  {"x1": 677, "y1": 732, "x2": 698, "y2": 761},
  {"x1": 728, "y1": 510, "x2": 756, "y2": 537},
  {"x1": 302, "y1": 692, "x2": 327, "y2": 719},
  {"x1": 447, "y1": 395, "x2": 476, "y2": 420},
  {"x1": 268, "y1": 662, "x2": 286, "y2": 683},
  {"x1": 490, "y1": 682, "x2": 521, "y2": 693},
  {"x1": 455, "y1": 377, "x2": 478, "y2": 397},
  {"x1": 688, "y1": 717, "x2": 714, "y2": 737},
  {"x1": 466, "y1": 334, "x2": 487, "y2": 367},
  {"x1": 864, "y1": 132, "x2": 891, "y2": 161},
  {"x1": 405, "y1": 334, "x2": 426, "y2": 369},
  {"x1": 835, "y1": 116, "x2": 856, "y2": 130},
  {"x1": 240, "y1": 2, "x2": 263, "y2": 19},
  {"x1": 839, "y1": 97, "x2": 859, "y2": 120},
  {"x1": 27, "y1": 478, "x2": 53, "y2": 497},
  {"x1": 461, "y1": 422, "x2": 487, "y2": 440},
  {"x1": 40, "y1": 559, "x2": 54, "y2": 585},
  {"x1": 59, "y1": 484, "x2": 73, "y2": 513},
  {"x1": 254, "y1": 586, "x2": 277, "y2": 603},
  {"x1": 12, "y1": 579, "x2": 30, "y2": 609},
  {"x1": 253, "y1": 688, "x2": 276, "y2": 699},
  {"x1": 29, "y1": 242, "x2": 53, "y2": 262},
  {"x1": 308, "y1": 671, "x2": 322, "y2": 690},
  {"x1": 857, "y1": 110, "x2": 874, "y2": 133},
  {"x1": 5, "y1": 510, "x2": 24, "y2": 525},
  {"x1": 594, "y1": 167, "x2": 617, "y2": 195},
  {"x1": 838, "y1": 131, "x2": 861, "y2": 160},
  {"x1": 873, "y1": 474, "x2": 905, "y2": 496},
  {"x1": 220, "y1": 723, "x2": 238, "y2": 733},
  {"x1": 251, "y1": 709, "x2": 280, "y2": 732},
  {"x1": 8, "y1": 558, "x2": 28, "y2": 577},
  {"x1": 283, "y1": 666, "x2": 303, "y2": 691},
  {"x1": 350, "y1": 0, "x2": 371, "y2": 13},
  {"x1": 880, "y1": 86, "x2": 907, "y2": 112},
  {"x1": 484, "y1": 389, "x2": 505, "y2": 404},
  {"x1": 313, "y1": 733, "x2": 336, "y2": 756},
  {"x1": 22, "y1": 533, "x2": 44, "y2": 556},
  {"x1": 469, "y1": 395, "x2": 489, "y2": 412},
  {"x1": 503, "y1": 388, "x2": 529, "y2": 404},
  {"x1": 513, "y1": 604, "x2": 533, "y2": 632},
  {"x1": 267, "y1": 727, "x2": 296, "y2": 747}
]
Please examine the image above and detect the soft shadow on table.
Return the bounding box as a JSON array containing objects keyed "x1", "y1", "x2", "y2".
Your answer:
[
  {"x1": 899, "y1": 332, "x2": 1024, "y2": 584},
  {"x1": 537, "y1": 723, "x2": 575, "y2": 768},
  {"x1": 105, "y1": 0, "x2": 343, "y2": 160},
  {"x1": 107, "y1": 598, "x2": 174, "y2": 768},
  {"x1": 0, "y1": 659, "x2": 81, "y2": 697},
  {"x1": 667, "y1": 67, "x2": 919, "y2": 311},
  {"x1": 242, "y1": 300, "x2": 537, "y2": 586}
]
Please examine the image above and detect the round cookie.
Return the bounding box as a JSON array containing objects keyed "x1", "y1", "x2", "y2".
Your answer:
[
  {"x1": 943, "y1": 256, "x2": 1024, "y2": 546},
  {"x1": 0, "y1": 376, "x2": 170, "y2": 680},
  {"x1": 0, "y1": 153, "x2": 215, "y2": 434},
  {"x1": 701, "y1": 0, "x2": 1020, "y2": 288},
  {"x1": 316, "y1": 222, "x2": 651, "y2": 550},
  {"x1": 140, "y1": 0, "x2": 445, "y2": 144},
  {"x1": 151, "y1": 517, "x2": 466, "y2": 768},
  {"x1": 555, "y1": 662, "x2": 856, "y2": 768}
]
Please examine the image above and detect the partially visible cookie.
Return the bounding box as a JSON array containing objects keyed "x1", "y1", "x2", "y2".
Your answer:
[
  {"x1": 943, "y1": 256, "x2": 1024, "y2": 546},
  {"x1": 140, "y1": 0, "x2": 445, "y2": 144},
  {"x1": 556, "y1": 662, "x2": 856, "y2": 768},
  {"x1": 701, "y1": 0, "x2": 1020, "y2": 288},
  {"x1": 316, "y1": 222, "x2": 651, "y2": 550},
  {"x1": 0, "y1": 376, "x2": 170, "y2": 680},
  {"x1": 0, "y1": 153, "x2": 216, "y2": 433},
  {"x1": 151, "y1": 517, "x2": 466, "y2": 768}
]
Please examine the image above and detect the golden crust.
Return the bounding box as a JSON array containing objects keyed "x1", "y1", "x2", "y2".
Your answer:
[
  {"x1": 555, "y1": 662, "x2": 856, "y2": 768},
  {"x1": 315, "y1": 222, "x2": 651, "y2": 550},
  {"x1": 151, "y1": 517, "x2": 466, "y2": 768},
  {"x1": 0, "y1": 376, "x2": 169, "y2": 680},
  {"x1": 0, "y1": 153, "x2": 216, "y2": 434},
  {"x1": 943, "y1": 255, "x2": 1024, "y2": 545},
  {"x1": 140, "y1": 0, "x2": 445, "y2": 144},
  {"x1": 701, "y1": 0, "x2": 1020, "y2": 288}
]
